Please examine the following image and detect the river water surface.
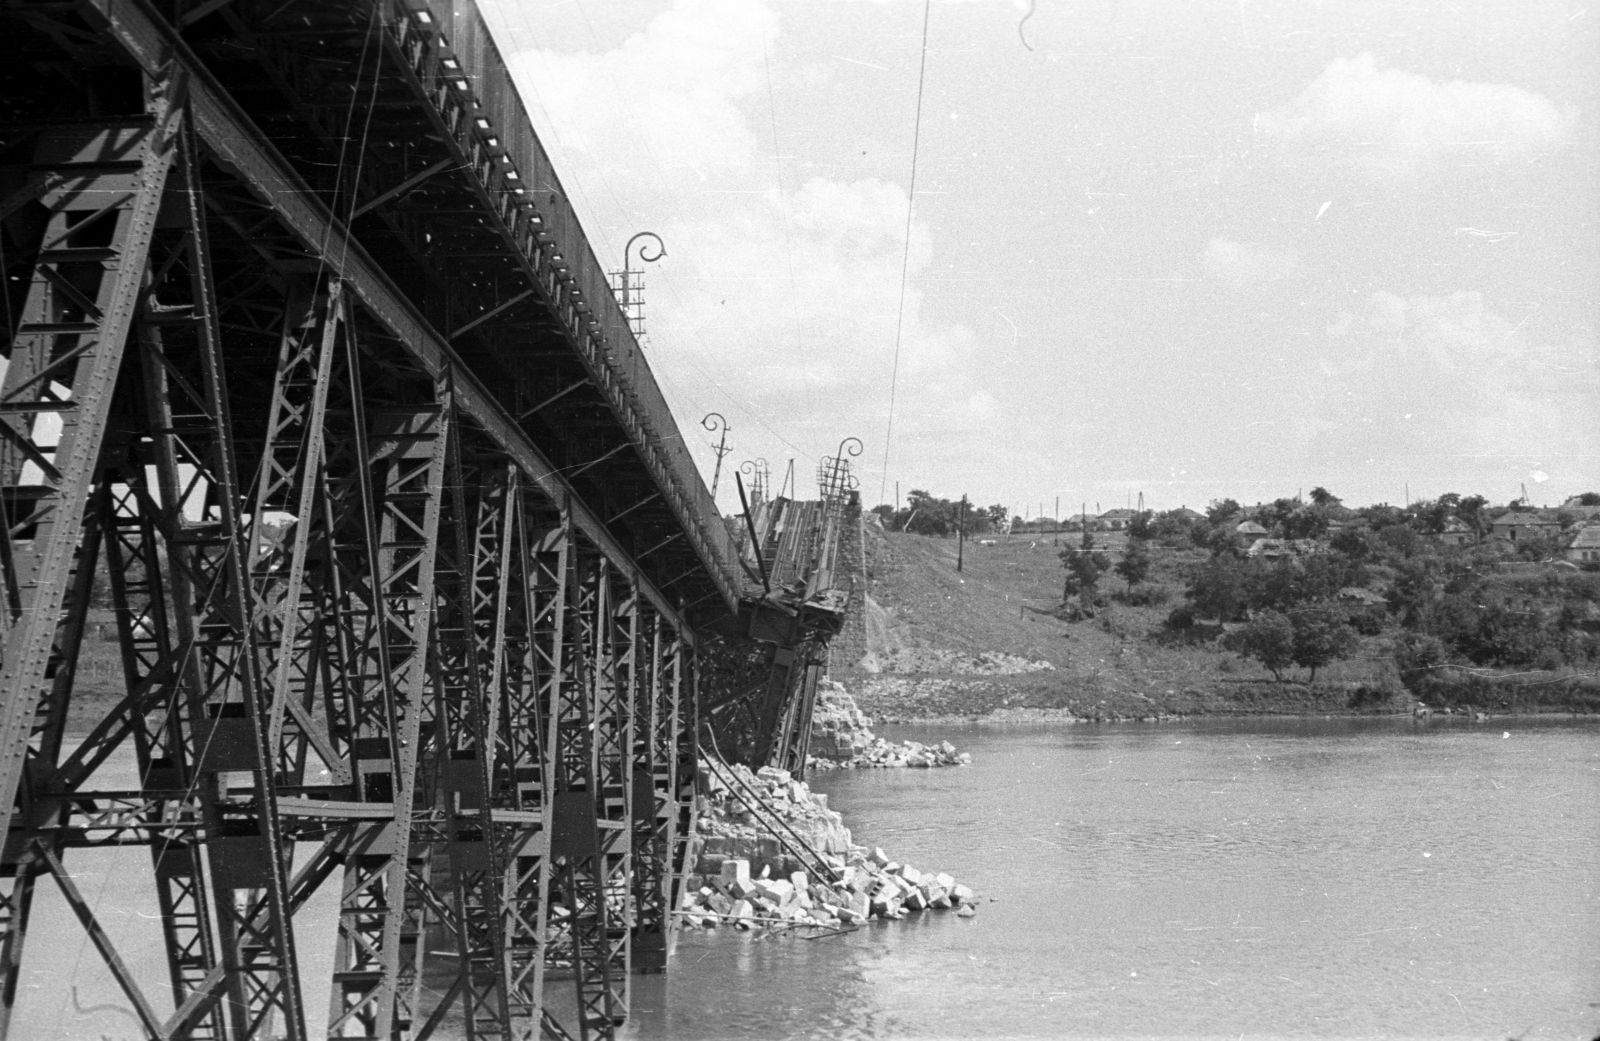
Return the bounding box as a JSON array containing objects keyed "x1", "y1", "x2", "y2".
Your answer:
[
  {"x1": 15, "y1": 717, "x2": 1599, "y2": 1039},
  {"x1": 631, "y1": 716, "x2": 1599, "y2": 1040}
]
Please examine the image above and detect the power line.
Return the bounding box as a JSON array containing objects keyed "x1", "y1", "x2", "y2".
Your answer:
[{"x1": 878, "y1": 0, "x2": 933, "y2": 505}]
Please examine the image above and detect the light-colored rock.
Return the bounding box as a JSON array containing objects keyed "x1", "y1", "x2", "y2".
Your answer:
[
  {"x1": 719, "y1": 859, "x2": 750, "y2": 887},
  {"x1": 951, "y1": 883, "x2": 975, "y2": 906}
]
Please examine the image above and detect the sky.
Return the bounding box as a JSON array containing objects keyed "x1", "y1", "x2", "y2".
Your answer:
[{"x1": 478, "y1": 0, "x2": 1598, "y2": 517}]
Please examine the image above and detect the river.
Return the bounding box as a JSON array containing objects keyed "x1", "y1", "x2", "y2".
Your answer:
[
  {"x1": 634, "y1": 716, "x2": 1600, "y2": 1040},
  {"x1": 13, "y1": 716, "x2": 1599, "y2": 1039}
]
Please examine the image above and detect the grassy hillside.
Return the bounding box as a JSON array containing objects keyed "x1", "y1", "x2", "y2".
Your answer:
[{"x1": 830, "y1": 522, "x2": 1407, "y2": 721}]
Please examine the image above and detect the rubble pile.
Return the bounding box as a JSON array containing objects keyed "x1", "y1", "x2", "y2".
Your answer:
[
  {"x1": 692, "y1": 763, "x2": 856, "y2": 882},
  {"x1": 685, "y1": 763, "x2": 977, "y2": 931},
  {"x1": 807, "y1": 681, "x2": 971, "y2": 771},
  {"x1": 680, "y1": 849, "x2": 977, "y2": 931},
  {"x1": 809, "y1": 736, "x2": 970, "y2": 771}
]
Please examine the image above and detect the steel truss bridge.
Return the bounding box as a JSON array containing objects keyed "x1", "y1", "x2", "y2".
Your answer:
[{"x1": 0, "y1": 2, "x2": 855, "y2": 1038}]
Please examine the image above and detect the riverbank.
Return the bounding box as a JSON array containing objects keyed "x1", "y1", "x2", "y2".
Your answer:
[{"x1": 828, "y1": 526, "x2": 1600, "y2": 723}]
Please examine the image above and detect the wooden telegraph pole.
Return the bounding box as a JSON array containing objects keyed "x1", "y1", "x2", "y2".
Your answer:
[{"x1": 957, "y1": 495, "x2": 967, "y2": 572}]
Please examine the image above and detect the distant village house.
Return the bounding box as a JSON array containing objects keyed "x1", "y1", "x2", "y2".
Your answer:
[{"x1": 1491, "y1": 511, "x2": 1561, "y2": 543}]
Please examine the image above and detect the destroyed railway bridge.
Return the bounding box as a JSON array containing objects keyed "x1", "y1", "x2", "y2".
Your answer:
[{"x1": 0, "y1": 2, "x2": 858, "y2": 1038}]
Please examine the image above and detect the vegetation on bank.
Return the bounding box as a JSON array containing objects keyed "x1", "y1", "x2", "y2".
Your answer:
[{"x1": 837, "y1": 489, "x2": 1600, "y2": 720}]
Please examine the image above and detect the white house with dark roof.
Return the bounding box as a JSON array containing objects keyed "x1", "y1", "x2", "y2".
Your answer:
[
  {"x1": 1097, "y1": 508, "x2": 1136, "y2": 531},
  {"x1": 1567, "y1": 526, "x2": 1600, "y2": 565}
]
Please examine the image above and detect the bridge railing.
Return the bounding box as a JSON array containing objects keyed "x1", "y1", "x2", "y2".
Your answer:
[{"x1": 399, "y1": 0, "x2": 738, "y2": 603}]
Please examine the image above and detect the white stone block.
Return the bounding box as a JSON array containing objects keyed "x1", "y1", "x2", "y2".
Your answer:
[{"x1": 720, "y1": 858, "x2": 750, "y2": 887}]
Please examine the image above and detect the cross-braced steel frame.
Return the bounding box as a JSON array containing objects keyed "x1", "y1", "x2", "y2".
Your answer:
[
  {"x1": 0, "y1": 1, "x2": 855, "y2": 1037},
  {"x1": 0, "y1": 7, "x2": 716, "y2": 1040}
]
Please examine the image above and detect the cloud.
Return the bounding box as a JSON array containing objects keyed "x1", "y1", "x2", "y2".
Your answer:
[
  {"x1": 488, "y1": 0, "x2": 986, "y2": 502},
  {"x1": 1308, "y1": 290, "x2": 1598, "y2": 488},
  {"x1": 1257, "y1": 52, "x2": 1579, "y2": 182},
  {"x1": 1200, "y1": 237, "x2": 1302, "y2": 286}
]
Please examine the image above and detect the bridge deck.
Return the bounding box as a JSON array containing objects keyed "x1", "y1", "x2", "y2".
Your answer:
[{"x1": 75, "y1": 0, "x2": 741, "y2": 616}]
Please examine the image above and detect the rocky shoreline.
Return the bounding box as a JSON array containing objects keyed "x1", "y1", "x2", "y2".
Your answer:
[
  {"x1": 806, "y1": 681, "x2": 971, "y2": 770},
  {"x1": 683, "y1": 761, "x2": 977, "y2": 933}
]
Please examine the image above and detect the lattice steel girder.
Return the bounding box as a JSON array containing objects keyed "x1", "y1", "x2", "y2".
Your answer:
[
  {"x1": 665, "y1": 647, "x2": 699, "y2": 961},
  {"x1": 629, "y1": 607, "x2": 679, "y2": 973},
  {"x1": 137, "y1": 126, "x2": 309, "y2": 1041},
  {"x1": 246, "y1": 275, "x2": 352, "y2": 787},
  {"x1": 80, "y1": 0, "x2": 731, "y2": 626},
  {"x1": 326, "y1": 389, "x2": 450, "y2": 1040},
  {"x1": 0, "y1": 74, "x2": 181, "y2": 855}
]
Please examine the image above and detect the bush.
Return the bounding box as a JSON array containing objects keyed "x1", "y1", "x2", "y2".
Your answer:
[
  {"x1": 1165, "y1": 605, "x2": 1195, "y2": 630},
  {"x1": 1346, "y1": 684, "x2": 1392, "y2": 709},
  {"x1": 1392, "y1": 631, "x2": 1452, "y2": 692},
  {"x1": 1117, "y1": 585, "x2": 1171, "y2": 607},
  {"x1": 1347, "y1": 605, "x2": 1387, "y2": 636},
  {"x1": 1532, "y1": 645, "x2": 1565, "y2": 671}
]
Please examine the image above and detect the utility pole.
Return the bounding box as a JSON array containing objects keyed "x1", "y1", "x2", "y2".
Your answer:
[
  {"x1": 1054, "y1": 495, "x2": 1060, "y2": 545},
  {"x1": 957, "y1": 495, "x2": 967, "y2": 572},
  {"x1": 702, "y1": 412, "x2": 731, "y2": 498},
  {"x1": 895, "y1": 480, "x2": 899, "y2": 513}
]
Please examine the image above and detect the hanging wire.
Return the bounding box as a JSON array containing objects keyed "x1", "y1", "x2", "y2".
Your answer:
[{"x1": 878, "y1": 0, "x2": 933, "y2": 505}]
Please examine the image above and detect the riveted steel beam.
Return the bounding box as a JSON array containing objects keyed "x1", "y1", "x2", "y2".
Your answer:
[{"x1": 80, "y1": 0, "x2": 734, "y2": 626}]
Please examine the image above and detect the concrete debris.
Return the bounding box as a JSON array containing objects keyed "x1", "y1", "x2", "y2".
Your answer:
[
  {"x1": 685, "y1": 760, "x2": 977, "y2": 932},
  {"x1": 680, "y1": 852, "x2": 978, "y2": 932},
  {"x1": 806, "y1": 682, "x2": 971, "y2": 772}
]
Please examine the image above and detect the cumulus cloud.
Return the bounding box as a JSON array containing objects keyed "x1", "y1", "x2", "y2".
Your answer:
[
  {"x1": 1200, "y1": 237, "x2": 1302, "y2": 286},
  {"x1": 1257, "y1": 53, "x2": 1578, "y2": 182},
  {"x1": 487, "y1": 0, "x2": 986, "y2": 502}
]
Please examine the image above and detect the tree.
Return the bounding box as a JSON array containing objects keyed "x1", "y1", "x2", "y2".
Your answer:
[
  {"x1": 1330, "y1": 525, "x2": 1373, "y2": 560},
  {"x1": 1061, "y1": 529, "x2": 1110, "y2": 608},
  {"x1": 1224, "y1": 610, "x2": 1295, "y2": 680},
  {"x1": 1187, "y1": 555, "x2": 1253, "y2": 621},
  {"x1": 1376, "y1": 523, "x2": 1419, "y2": 559},
  {"x1": 1309, "y1": 486, "x2": 1340, "y2": 507},
  {"x1": 1206, "y1": 498, "x2": 1242, "y2": 524},
  {"x1": 1289, "y1": 606, "x2": 1358, "y2": 683},
  {"x1": 1386, "y1": 558, "x2": 1441, "y2": 628},
  {"x1": 1127, "y1": 510, "x2": 1154, "y2": 541},
  {"x1": 1114, "y1": 538, "x2": 1151, "y2": 592},
  {"x1": 1577, "y1": 492, "x2": 1600, "y2": 506},
  {"x1": 1457, "y1": 495, "x2": 1487, "y2": 541}
]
